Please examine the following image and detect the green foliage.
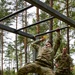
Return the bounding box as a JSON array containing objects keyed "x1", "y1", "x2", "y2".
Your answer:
[
  {"x1": 17, "y1": 35, "x2": 24, "y2": 44},
  {"x1": 45, "y1": 0, "x2": 49, "y2": 4},
  {"x1": 72, "y1": 65, "x2": 75, "y2": 75},
  {"x1": 3, "y1": 0, "x2": 75, "y2": 73},
  {"x1": 71, "y1": 12, "x2": 75, "y2": 20},
  {"x1": 5, "y1": 44, "x2": 14, "y2": 56},
  {"x1": 3, "y1": 68, "x2": 17, "y2": 75},
  {"x1": 28, "y1": 11, "x2": 49, "y2": 36},
  {"x1": 0, "y1": 0, "x2": 12, "y2": 25}
]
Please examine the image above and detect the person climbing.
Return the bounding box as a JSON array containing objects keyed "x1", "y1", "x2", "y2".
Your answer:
[
  {"x1": 55, "y1": 46, "x2": 73, "y2": 75},
  {"x1": 18, "y1": 28, "x2": 61, "y2": 75}
]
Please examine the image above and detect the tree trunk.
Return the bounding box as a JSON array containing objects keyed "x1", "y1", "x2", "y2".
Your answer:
[
  {"x1": 66, "y1": 0, "x2": 70, "y2": 75},
  {"x1": 23, "y1": 1, "x2": 28, "y2": 64},
  {"x1": 15, "y1": 0, "x2": 18, "y2": 72},
  {"x1": 1, "y1": 30, "x2": 3, "y2": 75},
  {"x1": 66, "y1": 0, "x2": 69, "y2": 54},
  {"x1": 49, "y1": 0, "x2": 53, "y2": 69}
]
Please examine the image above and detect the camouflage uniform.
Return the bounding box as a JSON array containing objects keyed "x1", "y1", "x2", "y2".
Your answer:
[
  {"x1": 18, "y1": 32, "x2": 61, "y2": 75},
  {"x1": 55, "y1": 53, "x2": 73, "y2": 75}
]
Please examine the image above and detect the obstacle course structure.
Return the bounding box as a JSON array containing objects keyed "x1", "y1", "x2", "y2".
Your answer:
[{"x1": 0, "y1": 0, "x2": 75, "y2": 40}]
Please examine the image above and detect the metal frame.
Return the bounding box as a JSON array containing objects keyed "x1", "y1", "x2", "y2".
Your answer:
[
  {"x1": 17, "y1": 16, "x2": 55, "y2": 31},
  {"x1": 35, "y1": 26, "x2": 69, "y2": 37},
  {"x1": 0, "y1": 5, "x2": 33, "y2": 21},
  {"x1": 0, "y1": 0, "x2": 75, "y2": 40},
  {"x1": 0, "y1": 5, "x2": 36, "y2": 40},
  {"x1": 0, "y1": 24, "x2": 35, "y2": 40},
  {"x1": 25, "y1": 0, "x2": 75, "y2": 27}
]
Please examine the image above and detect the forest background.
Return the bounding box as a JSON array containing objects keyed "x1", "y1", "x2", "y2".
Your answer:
[{"x1": 0, "y1": 0, "x2": 75, "y2": 75}]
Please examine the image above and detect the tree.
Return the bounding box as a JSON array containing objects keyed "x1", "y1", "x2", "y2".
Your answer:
[
  {"x1": 0, "y1": 0, "x2": 13, "y2": 75},
  {"x1": 4, "y1": 1, "x2": 75, "y2": 75}
]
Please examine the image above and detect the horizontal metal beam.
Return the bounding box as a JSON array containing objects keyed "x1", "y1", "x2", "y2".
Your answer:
[
  {"x1": 0, "y1": 5, "x2": 33, "y2": 22},
  {"x1": 17, "y1": 16, "x2": 55, "y2": 31},
  {"x1": 25, "y1": 0, "x2": 75, "y2": 28},
  {"x1": 35, "y1": 26, "x2": 69, "y2": 37},
  {"x1": 0, "y1": 24, "x2": 35, "y2": 40}
]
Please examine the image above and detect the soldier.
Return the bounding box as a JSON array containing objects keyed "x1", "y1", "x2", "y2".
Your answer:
[
  {"x1": 55, "y1": 46, "x2": 73, "y2": 75},
  {"x1": 18, "y1": 29, "x2": 61, "y2": 75}
]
